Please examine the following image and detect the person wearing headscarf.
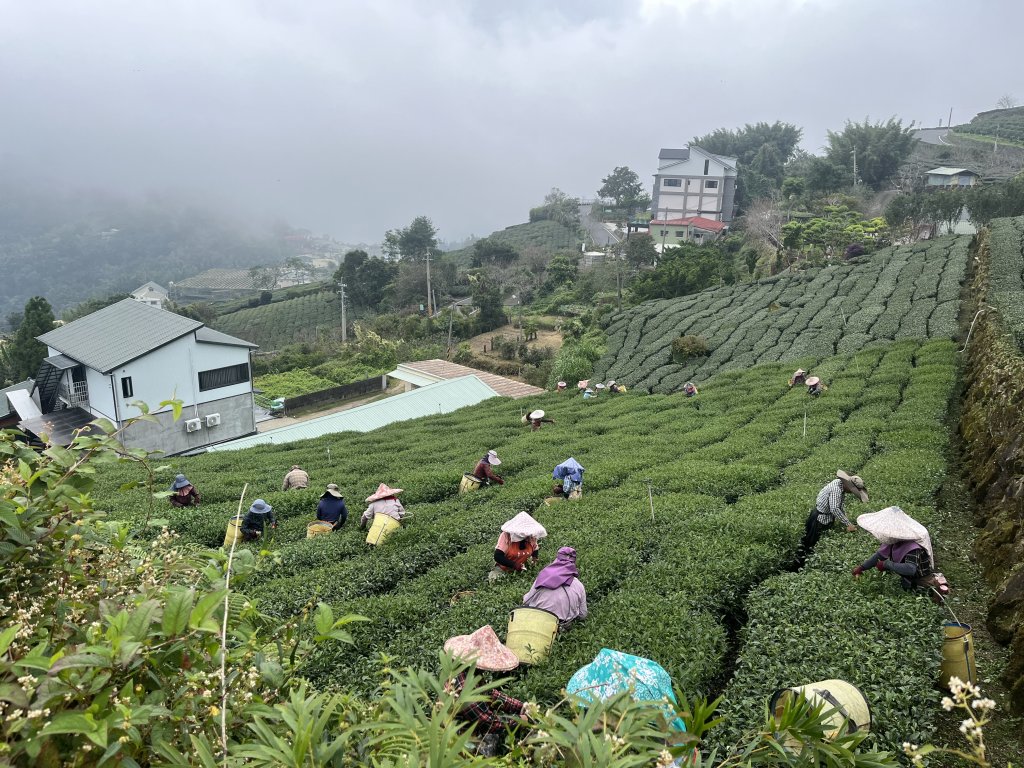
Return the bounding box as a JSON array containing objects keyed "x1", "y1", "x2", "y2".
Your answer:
[
  {"x1": 789, "y1": 368, "x2": 808, "y2": 387},
  {"x1": 489, "y1": 512, "x2": 546, "y2": 582},
  {"x1": 522, "y1": 547, "x2": 588, "y2": 630},
  {"x1": 852, "y1": 506, "x2": 940, "y2": 592},
  {"x1": 798, "y1": 470, "x2": 868, "y2": 558},
  {"x1": 282, "y1": 464, "x2": 310, "y2": 491},
  {"x1": 316, "y1": 484, "x2": 349, "y2": 530},
  {"x1": 682, "y1": 382, "x2": 699, "y2": 398},
  {"x1": 472, "y1": 450, "x2": 504, "y2": 486},
  {"x1": 241, "y1": 499, "x2": 276, "y2": 541},
  {"x1": 551, "y1": 457, "x2": 584, "y2": 500},
  {"x1": 442, "y1": 626, "x2": 528, "y2": 756},
  {"x1": 168, "y1": 474, "x2": 201, "y2": 507},
  {"x1": 522, "y1": 409, "x2": 555, "y2": 431},
  {"x1": 359, "y1": 483, "x2": 407, "y2": 530},
  {"x1": 608, "y1": 380, "x2": 625, "y2": 393},
  {"x1": 582, "y1": 388, "x2": 596, "y2": 399}
]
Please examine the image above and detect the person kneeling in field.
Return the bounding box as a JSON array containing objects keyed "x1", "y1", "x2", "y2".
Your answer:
[
  {"x1": 169, "y1": 474, "x2": 201, "y2": 507},
  {"x1": 789, "y1": 368, "x2": 808, "y2": 387},
  {"x1": 359, "y1": 483, "x2": 406, "y2": 530},
  {"x1": 522, "y1": 547, "x2": 588, "y2": 630},
  {"x1": 282, "y1": 464, "x2": 309, "y2": 491},
  {"x1": 683, "y1": 382, "x2": 699, "y2": 397},
  {"x1": 798, "y1": 470, "x2": 867, "y2": 558},
  {"x1": 472, "y1": 450, "x2": 504, "y2": 486},
  {"x1": 443, "y1": 626, "x2": 530, "y2": 757},
  {"x1": 490, "y1": 512, "x2": 546, "y2": 581},
  {"x1": 316, "y1": 484, "x2": 349, "y2": 531},
  {"x1": 852, "y1": 506, "x2": 949, "y2": 596},
  {"x1": 241, "y1": 499, "x2": 277, "y2": 541}
]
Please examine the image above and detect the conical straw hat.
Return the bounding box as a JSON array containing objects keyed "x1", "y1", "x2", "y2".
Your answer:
[{"x1": 444, "y1": 625, "x2": 520, "y2": 672}]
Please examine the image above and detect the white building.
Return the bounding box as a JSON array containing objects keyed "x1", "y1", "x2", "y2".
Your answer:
[
  {"x1": 130, "y1": 281, "x2": 169, "y2": 309},
  {"x1": 26, "y1": 299, "x2": 257, "y2": 454},
  {"x1": 651, "y1": 145, "x2": 738, "y2": 223}
]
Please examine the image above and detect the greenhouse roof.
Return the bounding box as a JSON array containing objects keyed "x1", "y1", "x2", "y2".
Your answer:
[{"x1": 207, "y1": 375, "x2": 499, "y2": 452}]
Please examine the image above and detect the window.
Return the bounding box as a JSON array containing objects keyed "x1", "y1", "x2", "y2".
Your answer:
[
  {"x1": 659, "y1": 229, "x2": 668, "y2": 236},
  {"x1": 198, "y1": 363, "x2": 250, "y2": 392},
  {"x1": 703, "y1": 159, "x2": 710, "y2": 175},
  {"x1": 663, "y1": 178, "x2": 681, "y2": 187},
  {"x1": 704, "y1": 180, "x2": 719, "y2": 189},
  {"x1": 121, "y1": 376, "x2": 133, "y2": 398},
  {"x1": 675, "y1": 230, "x2": 687, "y2": 238}
]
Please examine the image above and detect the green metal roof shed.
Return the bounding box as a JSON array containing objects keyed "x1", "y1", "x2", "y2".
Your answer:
[{"x1": 207, "y1": 375, "x2": 499, "y2": 452}]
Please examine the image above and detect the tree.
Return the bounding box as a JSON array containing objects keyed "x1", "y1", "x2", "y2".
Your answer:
[
  {"x1": 823, "y1": 118, "x2": 916, "y2": 190},
  {"x1": 996, "y1": 94, "x2": 1018, "y2": 109},
  {"x1": 382, "y1": 216, "x2": 440, "y2": 263},
  {"x1": 6, "y1": 296, "x2": 54, "y2": 381},
  {"x1": 625, "y1": 234, "x2": 658, "y2": 268},
  {"x1": 529, "y1": 188, "x2": 581, "y2": 230},
  {"x1": 335, "y1": 249, "x2": 399, "y2": 311},
  {"x1": 692, "y1": 122, "x2": 803, "y2": 206},
  {"x1": 471, "y1": 278, "x2": 505, "y2": 333},
  {"x1": 597, "y1": 166, "x2": 650, "y2": 216},
  {"x1": 248, "y1": 265, "x2": 279, "y2": 290},
  {"x1": 471, "y1": 238, "x2": 519, "y2": 268},
  {"x1": 541, "y1": 252, "x2": 579, "y2": 294},
  {"x1": 284, "y1": 256, "x2": 311, "y2": 284}
]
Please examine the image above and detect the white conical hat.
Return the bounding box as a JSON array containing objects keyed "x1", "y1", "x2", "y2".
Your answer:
[
  {"x1": 500, "y1": 511, "x2": 547, "y2": 540},
  {"x1": 856, "y1": 506, "x2": 933, "y2": 563}
]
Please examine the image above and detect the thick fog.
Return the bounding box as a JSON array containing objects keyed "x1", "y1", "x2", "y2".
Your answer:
[{"x1": 1, "y1": 0, "x2": 1020, "y2": 241}]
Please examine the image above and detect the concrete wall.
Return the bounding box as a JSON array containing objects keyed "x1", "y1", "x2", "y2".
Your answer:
[
  {"x1": 119, "y1": 390, "x2": 256, "y2": 456},
  {"x1": 85, "y1": 366, "x2": 117, "y2": 420}
]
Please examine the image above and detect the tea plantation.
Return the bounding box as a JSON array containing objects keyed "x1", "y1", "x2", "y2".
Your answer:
[
  {"x1": 985, "y1": 215, "x2": 1024, "y2": 350},
  {"x1": 94, "y1": 335, "x2": 958, "y2": 749},
  {"x1": 595, "y1": 235, "x2": 969, "y2": 393},
  {"x1": 212, "y1": 290, "x2": 343, "y2": 349}
]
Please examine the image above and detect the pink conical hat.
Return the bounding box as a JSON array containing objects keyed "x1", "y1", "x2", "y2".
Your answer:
[
  {"x1": 444, "y1": 625, "x2": 520, "y2": 672},
  {"x1": 366, "y1": 483, "x2": 403, "y2": 502}
]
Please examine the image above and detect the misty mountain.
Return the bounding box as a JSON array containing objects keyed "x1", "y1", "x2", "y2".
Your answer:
[{"x1": 0, "y1": 184, "x2": 281, "y2": 327}]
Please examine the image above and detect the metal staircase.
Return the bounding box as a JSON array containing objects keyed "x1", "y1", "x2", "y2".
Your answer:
[{"x1": 32, "y1": 355, "x2": 77, "y2": 414}]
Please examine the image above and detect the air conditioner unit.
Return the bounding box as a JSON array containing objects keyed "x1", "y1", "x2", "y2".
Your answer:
[
  {"x1": 205, "y1": 413, "x2": 221, "y2": 427},
  {"x1": 185, "y1": 418, "x2": 202, "y2": 433}
]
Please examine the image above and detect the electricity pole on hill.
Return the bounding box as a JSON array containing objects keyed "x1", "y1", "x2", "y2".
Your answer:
[{"x1": 338, "y1": 281, "x2": 348, "y2": 342}]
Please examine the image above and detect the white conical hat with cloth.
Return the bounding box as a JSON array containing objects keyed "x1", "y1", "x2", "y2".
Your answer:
[
  {"x1": 500, "y1": 511, "x2": 547, "y2": 540},
  {"x1": 856, "y1": 506, "x2": 934, "y2": 563}
]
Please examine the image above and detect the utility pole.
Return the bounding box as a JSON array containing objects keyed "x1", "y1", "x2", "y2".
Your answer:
[
  {"x1": 445, "y1": 299, "x2": 455, "y2": 359},
  {"x1": 338, "y1": 281, "x2": 348, "y2": 342},
  {"x1": 425, "y1": 251, "x2": 432, "y2": 317},
  {"x1": 852, "y1": 146, "x2": 858, "y2": 187},
  {"x1": 948, "y1": 106, "x2": 953, "y2": 129}
]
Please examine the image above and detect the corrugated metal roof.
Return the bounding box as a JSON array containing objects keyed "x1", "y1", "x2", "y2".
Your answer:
[
  {"x1": 207, "y1": 376, "x2": 499, "y2": 452},
  {"x1": 38, "y1": 299, "x2": 202, "y2": 373},
  {"x1": 394, "y1": 359, "x2": 545, "y2": 399},
  {"x1": 173, "y1": 269, "x2": 259, "y2": 290},
  {"x1": 387, "y1": 366, "x2": 438, "y2": 387},
  {"x1": 195, "y1": 326, "x2": 258, "y2": 348},
  {"x1": 659, "y1": 148, "x2": 689, "y2": 161},
  {"x1": 0, "y1": 380, "x2": 33, "y2": 418},
  {"x1": 927, "y1": 167, "x2": 975, "y2": 176}
]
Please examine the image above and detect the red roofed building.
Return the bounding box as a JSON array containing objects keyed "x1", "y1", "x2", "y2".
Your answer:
[{"x1": 649, "y1": 216, "x2": 728, "y2": 250}]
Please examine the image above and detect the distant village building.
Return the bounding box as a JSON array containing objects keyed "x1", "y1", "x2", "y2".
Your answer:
[
  {"x1": 650, "y1": 216, "x2": 728, "y2": 251},
  {"x1": 13, "y1": 299, "x2": 257, "y2": 453},
  {"x1": 651, "y1": 146, "x2": 738, "y2": 224},
  {"x1": 170, "y1": 269, "x2": 263, "y2": 303},
  {"x1": 130, "y1": 281, "x2": 169, "y2": 309},
  {"x1": 925, "y1": 167, "x2": 980, "y2": 188}
]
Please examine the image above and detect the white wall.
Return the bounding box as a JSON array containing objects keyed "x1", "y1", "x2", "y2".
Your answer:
[
  {"x1": 85, "y1": 367, "x2": 116, "y2": 420},
  {"x1": 192, "y1": 341, "x2": 253, "y2": 404}
]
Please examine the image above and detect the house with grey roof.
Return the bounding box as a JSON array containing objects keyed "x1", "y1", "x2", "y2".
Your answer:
[
  {"x1": 651, "y1": 145, "x2": 738, "y2": 224},
  {"x1": 925, "y1": 167, "x2": 980, "y2": 189},
  {"x1": 24, "y1": 299, "x2": 257, "y2": 453},
  {"x1": 130, "y1": 281, "x2": 169, "y2": 309}
]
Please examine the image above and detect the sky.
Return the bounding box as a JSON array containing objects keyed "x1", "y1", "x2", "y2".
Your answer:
[{"x1": 1, "y1": 0, "x2": 1021, "y2": 243}]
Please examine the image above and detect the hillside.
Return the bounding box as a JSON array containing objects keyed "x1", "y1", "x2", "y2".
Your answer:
[
  {"x1": 442, "y1": 220, "x2": 580, "y2": 268},
  {"x1": 595, "y1": 236, "x2": 969, "y2": 392},
  {"x1": 954, "y1": 106, "x2": 1024, "y2": 145},
  {"x1": 212, "y1": 289, "x2": 343, "y2": 349},
  {"x1": 95, "y1": 332, "x2": 959, "y2": 750}
]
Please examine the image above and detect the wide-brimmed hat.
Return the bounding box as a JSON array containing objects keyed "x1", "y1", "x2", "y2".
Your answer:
[
  {"x1": 608, "y1": 380, "x2": 616, "y2": 386},
  {"x1": 595, "y1": 383, "x2": 606, "y2": 390},
  {"x1": 836, "y1": 470, "x2": 868, "y2": 502},
  {"x1": 529, "y1": 409, "x2": 545, "y2": 420},
  {"x1": 501, "y1": 511, "x2": 547, "y2": 540},
  {"x1": 249, "y1": 499, "x2": 272, "y2": 515},
  {"x1": 805, "y1": 376, "x2": 821, "y2": 387},
  {"x1": 857, "y1": 506, "x2": 934, "y2": 563},
  {"x1": 486, "y1": 449, "x2": 502, "y2": 466},
  {"x1": 444, "y1": 625, "x2": 520, "y2": 672},
  {"x1": 577, "y1": 380, "x2": 589, "y2": 389},
  {"x1": 323, "y1": 483, "x2": 343, "y2": 498},
  {"x1": 794, "y1": 369, "x2": 807, "y2": 377},
  {"x1": 366, "y1": 483, "x2": 403, "y2": 502},
  {"x1": 584, "y1": 388, "x2": 594, "y2": 394},
  {"x1": 170, "y1": 473, "x2": 191, "y2": 490},
  {"x1": 557, "y1": 381, "x2": 567, "y2": 389}
]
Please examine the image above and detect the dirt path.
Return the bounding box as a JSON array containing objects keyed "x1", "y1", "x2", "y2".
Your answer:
[
  {"x1": 256, "y1": 385, "x2": 403, "y2": 433},
  {"x1": 465, "y1": 323, "x2": 563, "y2": 358}
]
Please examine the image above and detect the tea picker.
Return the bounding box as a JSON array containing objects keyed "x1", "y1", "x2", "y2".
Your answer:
[
  {"x1": 309, "y1": 484, "x2": 348, "y2": 537},
  {"x1": 462, "y1": 450, "x2": 503, "y2": 494},
  {"x1": 281, "y1": 464, "x2": 309, "y2": 491},
  {"x1": 551, "y1": 457, "x2": 584, "y2": 500},
  {"x1": 240, "y1": 499, "x2": 277, "y2": 542},
  {"x1": 798, "y1": 470, "x2": 867, "y2": 559},
  {"x1": 169, "y1": 474, "x2": 201, "y2": 508},
  {"x1": 789, "y1": 368, "x2": 808, "y2": 387},
  {"x1": 852, "y1": 505, "x2": 950, "y2": 597},
  {"x1": 489, "y1": 512, "x2": 546, "y2": 582},
  {"x1": 521, "y1": 547, "x2": 588, "y2": 630},
  {"x1": 522, "y1": 409, "x2": 555, "y2": 431},
  {"x1": 360, "y1": 483, "x2": 407, "y2": 545}
]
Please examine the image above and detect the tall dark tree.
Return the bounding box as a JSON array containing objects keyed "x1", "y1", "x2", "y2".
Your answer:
[
  {"x1": 692, "y1": 121, "x2": 803, "y2": 206},
  {"x1": 382, "y1": 216, "x2": 440, "y2": 263},
  {"x1": 597, "y1": 167, "x2": 651, "y2": 216},
  {"x1": 471, "y1": 239, "x2": 519, "y2": 268},
  {"x1": 823, "y1": 118, "x2": 916, "y2": 190},
  {"x1": 7, "y1": 297, "x2": 55, "y2": 381},
  {"x1": 335, "y1": 249, "x2": 398, "y2": 311},
  {"x1": 625, "y1": 234, "x2": 658, "y2": 268}
]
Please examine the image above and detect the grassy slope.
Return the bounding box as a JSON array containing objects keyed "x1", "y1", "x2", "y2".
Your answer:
[
  {"x1": 442, "y1": 220, "x2": 580, "y2": 269},
  {"x1": 211, "y1": 290, "x2": 342, "y2": 350},
  {"x1": 596, "y1": 236, "x2": 969, "y2": 393},
  {"x1": 953, "y1": 106, "x2": 1024, "y2": 144}
]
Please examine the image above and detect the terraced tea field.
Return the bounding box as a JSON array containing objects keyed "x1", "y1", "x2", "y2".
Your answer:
[
  {"x1": 95, "y1": 338, "x2": 956, "y2": 749},
  {"x1": 986, "y1": 216, "x2": 1024, "y2": 350},
  {"x1": 596, "y1": 236, "x2": 969, "y2": 392},
  {"x1": 212, "y1": 290, "x2": 343, "y2": 349}
]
